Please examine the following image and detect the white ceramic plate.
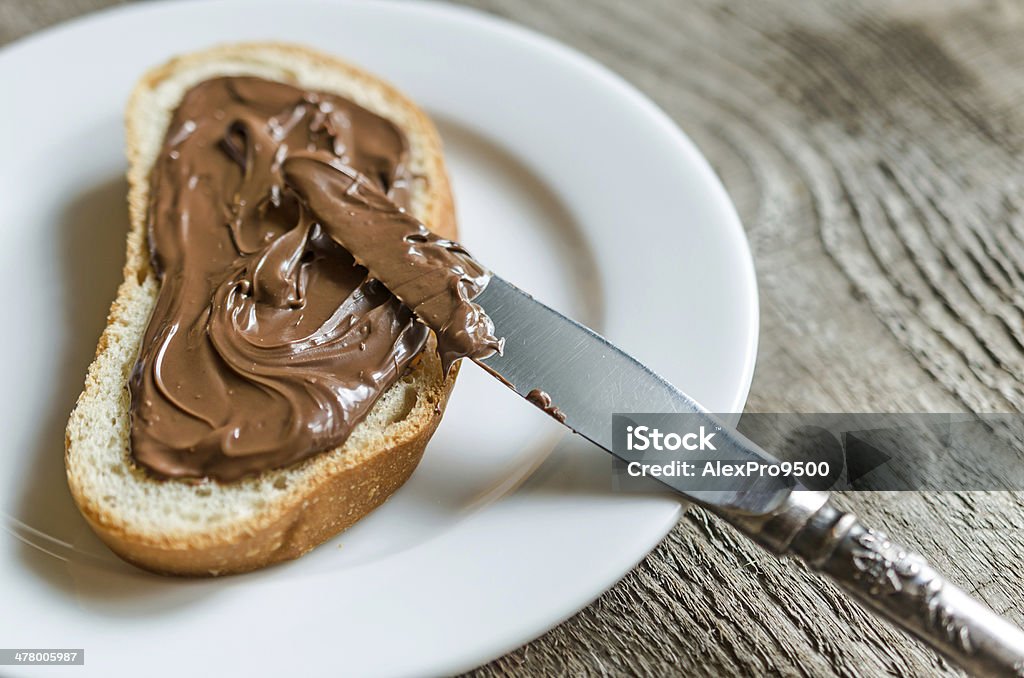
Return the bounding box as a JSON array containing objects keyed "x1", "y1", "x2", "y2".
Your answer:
[{"x1": 0, "y1": 1, "x2": 758, "y2": 675}]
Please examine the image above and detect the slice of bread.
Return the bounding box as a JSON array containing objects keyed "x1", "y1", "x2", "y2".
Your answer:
[{"x1": 65, "y1": 43, "x2": 459, "y2": 576}]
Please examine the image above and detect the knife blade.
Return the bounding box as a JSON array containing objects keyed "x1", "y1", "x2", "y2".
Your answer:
[{"x1": 472, "y1": 275, "x2": 792, "y2": 516}]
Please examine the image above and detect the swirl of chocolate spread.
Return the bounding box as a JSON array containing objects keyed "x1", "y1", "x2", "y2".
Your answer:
[{"x1": 130, "y1": 76, "x2": 499, "y2": 482}]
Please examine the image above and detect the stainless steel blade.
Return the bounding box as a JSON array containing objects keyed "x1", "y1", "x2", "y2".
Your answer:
[{"x1": 473, "y1": 276, "x2": 792, "y2": 516}]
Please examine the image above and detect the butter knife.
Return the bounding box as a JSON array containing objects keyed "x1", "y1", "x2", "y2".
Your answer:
[{"x1": 472, "y1": 275, "x2": 1024, "y2": 677}]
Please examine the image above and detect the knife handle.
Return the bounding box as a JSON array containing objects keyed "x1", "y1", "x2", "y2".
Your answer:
[{"x1": 722, "y1": 491, "x2": 1024, "y2": 677}]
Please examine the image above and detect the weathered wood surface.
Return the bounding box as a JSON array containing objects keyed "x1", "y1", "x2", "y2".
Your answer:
[{"x1": 4, "y1": 0, "x2": 1024, "y2": 675}]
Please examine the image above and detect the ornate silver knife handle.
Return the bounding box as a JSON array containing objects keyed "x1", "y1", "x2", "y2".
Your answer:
[{"x1": 724, "y1": 491, "x2": 1024, "y2": 677}]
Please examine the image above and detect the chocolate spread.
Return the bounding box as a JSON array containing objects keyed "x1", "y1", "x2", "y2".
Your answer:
[
  {"x1": 129, "y1": 76, "x2": 497, "y2": 481},
  {"x1": 284, "y1": 157, "x2": 501, "y2": 373},
  {"x1": 525, "y1": 389, "x2": 567, "y2": 423}
]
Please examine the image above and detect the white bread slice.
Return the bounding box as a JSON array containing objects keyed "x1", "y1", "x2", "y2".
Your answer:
[{"x1": 65, "y1": 43, "x2": 459, "y2": 576}]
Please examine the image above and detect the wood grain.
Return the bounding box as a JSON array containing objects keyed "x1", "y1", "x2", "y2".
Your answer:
[{"x1": 4, "y1": 0, "x2": 1024, "y2": 675}]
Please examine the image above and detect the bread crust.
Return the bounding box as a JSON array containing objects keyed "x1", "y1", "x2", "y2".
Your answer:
[
  {"x1": 65, "y1": 43, "x2": 459, "y2": 576},
  {"x1": 75, "y1": 382, "x2": 452, "y2": 576}
]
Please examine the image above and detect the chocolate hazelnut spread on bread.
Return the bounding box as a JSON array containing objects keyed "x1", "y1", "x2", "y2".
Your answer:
[{"x1": 130, "y1": 76, "x2": 498, "y2": 481}]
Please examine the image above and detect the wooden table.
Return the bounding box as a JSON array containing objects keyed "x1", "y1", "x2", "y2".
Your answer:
[{"x1": 5, "y1": 0, "x2": 1023, "y2": 674}]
